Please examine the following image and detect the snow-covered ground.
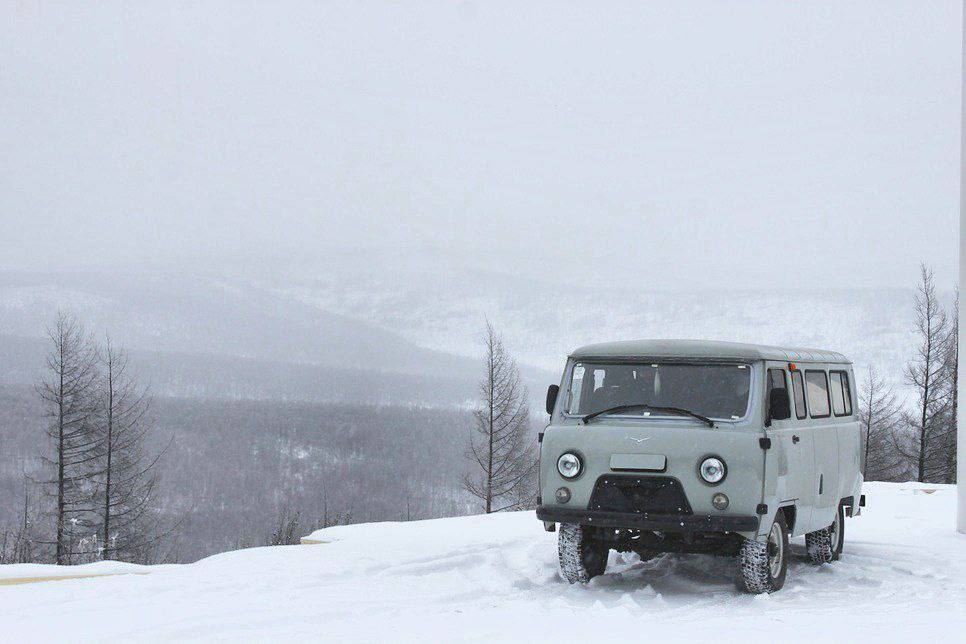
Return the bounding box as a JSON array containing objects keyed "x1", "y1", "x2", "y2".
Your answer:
[
  {"x1": 2, "y1": 482, "x2": 964, "y2": 642},
  {"x1": 0, "y1": 559, "x2": 167, "y2": 583}
]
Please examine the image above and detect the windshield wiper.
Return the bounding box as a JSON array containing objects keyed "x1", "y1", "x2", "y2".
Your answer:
[{"x1": 581, "y1": 403, "x2": 715, "y2": 428}]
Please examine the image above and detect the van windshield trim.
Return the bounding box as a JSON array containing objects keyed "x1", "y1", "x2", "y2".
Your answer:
[{"x1": 562, "y1": 360, "x2": 755, "y2": 423}]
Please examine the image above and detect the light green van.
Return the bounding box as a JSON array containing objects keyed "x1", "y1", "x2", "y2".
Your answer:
[{"x1": 537, "y1": 339, "x2": 864, "y2": 593}]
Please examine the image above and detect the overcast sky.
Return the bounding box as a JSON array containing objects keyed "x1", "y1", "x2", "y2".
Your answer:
[{"x1": 2, "y1": 1, "x2": 961, "y2": 290}]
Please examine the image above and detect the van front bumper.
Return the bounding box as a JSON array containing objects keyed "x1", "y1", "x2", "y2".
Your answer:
[{"x1": 536, "y1": 506, "x2": 759, "y2": 533}]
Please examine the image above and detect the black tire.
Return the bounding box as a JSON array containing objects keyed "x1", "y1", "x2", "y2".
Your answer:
[
  {"x1": 557, "y1": 523, "x2": 608, "y2": 584},
  {"x1": 737, "y1": 510, "x2": 789, "y2": 594},
  {"x1": 805, "y1": 505, "x2": 845, "y2": 564}
]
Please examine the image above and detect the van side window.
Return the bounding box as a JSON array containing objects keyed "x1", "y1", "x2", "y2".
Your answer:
[
  {"x1": 790, "y1": 370, "x2": 807, "y2": 419},
  {"x1": 766, "y1": 368, "x2": 790, "y2": 421},
  {"x1": 804, "y1": 370, "x2": 830, "y2": 418},
  {"x1": 767, "y1": 368, "x2": 787, "y2": 393},
  {"x1": 829, "y1": 371, "x2": 845, "y2": 415},
  {"x1": 830, "y1": 370, "x2": 852, "y2": 416},
  {"x1": 842, "y1": 372, "x2": 853, "y2": 415}
]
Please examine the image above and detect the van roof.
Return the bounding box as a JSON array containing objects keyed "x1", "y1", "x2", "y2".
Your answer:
[{"x1": 569, "y1": 339, "x2": 851, "y2": 365}]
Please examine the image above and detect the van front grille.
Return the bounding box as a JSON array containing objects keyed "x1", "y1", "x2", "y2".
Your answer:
[{"x1": 588, "y1": 475, "x2": 692, "y2": 516}]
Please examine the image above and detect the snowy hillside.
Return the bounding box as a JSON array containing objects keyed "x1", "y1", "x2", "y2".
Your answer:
[
  {"x1": 2, "y1": 482, "x2": 963, "y2": 642},
  {"x1": 251, "y1": 252, "x2": 933, "y2": 391},
  {"x1": 0, "y1": 262, "x2": 940, "y2": 401},
  {"x1": 0, "y1": 269, "x2": 479, "y2": 377}
]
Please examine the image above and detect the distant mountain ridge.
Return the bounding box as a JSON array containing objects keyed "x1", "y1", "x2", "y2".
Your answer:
[
  {"x1": 255, "y1": 256, "x2": 927, "y2": 392},
  {"x1": 0, "y1": 269, "x2": 478, "y2": 377},
  {"x1": 0, "y1": 334, "x2": 478, "y2": 407},
  {"x1": 0, "y1": 264, "x2": 937, "y2": 405},
  {"x1": 0, "y1": 269, "x2": 554, "y2": 406}
]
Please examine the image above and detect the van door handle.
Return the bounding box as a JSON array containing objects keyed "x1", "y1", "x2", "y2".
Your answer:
[{"x1": 792, "y1": 435, "x2": 800, "y2": 444}]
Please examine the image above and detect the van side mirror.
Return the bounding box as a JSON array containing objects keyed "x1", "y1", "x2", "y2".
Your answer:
[
  {"x1": 546, "y1": 384, "x2": 560, "y2": 415},
  {"x1": 767, "y1": 388, "x2": 791, "y2": 424}
]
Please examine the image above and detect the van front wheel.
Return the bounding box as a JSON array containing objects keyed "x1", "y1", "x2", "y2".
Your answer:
[
  {"x1": 738, "y1": 511, "x2": 788, "y2": 594},
  {"x1": 557, "y1": 523, "x2": 608, "y2": 584}
]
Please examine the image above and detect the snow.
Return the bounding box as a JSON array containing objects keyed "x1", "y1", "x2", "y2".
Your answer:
[
  {"x1": 2, "y1": 482, "x2": 964, "y2": 642},
  {"x1": 0, "y1": 559, "x2": 166, "y2": 582}
]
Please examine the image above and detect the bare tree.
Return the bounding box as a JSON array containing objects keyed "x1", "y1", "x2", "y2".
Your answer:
[
  {"x1": 91, "y1": 337, "x2": 166, "y2": 563},
  {"x1": 902, "y1": 265, "x2": 955, "y2": 483},
  {"x1": 267, "y1": 508, "x2": 303, "y2": 546},
  {"x1": 36, "y1": 312, "x2": 99, "y2": 564},
  {"x1": 0, "y1": 479, "x2": 37, "y2": 564},
  {"x1": 857, "y1": 366, "x2": 906, "y2": 481},
  {"x1": 936, "y1": 287, "x2": 959, "y2": 483},
  {"x1": 464, "y1": 322, "x2": 537, "y2": 513}
]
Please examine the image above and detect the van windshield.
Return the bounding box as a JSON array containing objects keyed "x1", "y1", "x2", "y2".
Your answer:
[{"x1": 567, "y1": 362, "x2": 751, "y2": 421}]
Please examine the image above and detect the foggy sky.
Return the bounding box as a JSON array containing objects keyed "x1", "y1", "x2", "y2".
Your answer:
[{"x1": 2, "y1": 1, "x2": 961, "y2": 290}]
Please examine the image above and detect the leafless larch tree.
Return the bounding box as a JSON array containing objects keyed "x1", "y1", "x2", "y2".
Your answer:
[
  {"x1": 858, "y1": 366, "x2": 906, "y2": 481},
  {"x1": 936, "y1": 287, "x2": 958, "y2": 483},
  {"x1": 901, "y1": 264, "x2": 955, "y2": 483},
  {"x1": 36, "y1": 312, "x2": 99, "y2": 564},
  {"x1": 91, "y1": 337, "x2": 167, "y2": 563},
  {"x1": 464, "y1": 322, "x2": 538, "y2": 513},
  {"x1": 0, "y1": 481, "x2": 37, "y2": 564}
]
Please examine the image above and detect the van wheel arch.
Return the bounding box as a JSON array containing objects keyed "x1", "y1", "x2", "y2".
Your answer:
[
  {"x1": 778, "y1": 505, "x2": 797, "y2": 534},
  {"x1": 805, "y1": 504, "x2": 845, "y2": 564}
]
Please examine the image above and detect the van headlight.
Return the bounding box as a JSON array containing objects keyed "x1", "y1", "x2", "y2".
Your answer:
[
  {"x1": 700, "y1": 457, "x2": 727, "y2": 484},
  {"x1": 557, "y1": 453, "x2": 582, "y2": 479}
]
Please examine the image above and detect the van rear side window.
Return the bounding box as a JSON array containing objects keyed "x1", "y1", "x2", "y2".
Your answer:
[
  {"x1": 791, "y1": 370, "x2": 807, "y2": 419},
  {"x1": 842, "y1": 373, "x2": 852, "y2": 414},
  {"x1": 830, "y1": 371, "x2": 853, "y2": 416},
  {"x1": 804, "y1": 370, "x2": 830, "y2": 418}
]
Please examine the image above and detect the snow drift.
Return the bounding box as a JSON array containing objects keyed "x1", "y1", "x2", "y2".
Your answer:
[{"x1": 1, "y1": 482, "x2": 964, "y2": 642}]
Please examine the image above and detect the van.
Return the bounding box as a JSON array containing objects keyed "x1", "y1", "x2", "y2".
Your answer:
[{"x1": 537, "y1": 339, "x2": 864, "y2": 593}]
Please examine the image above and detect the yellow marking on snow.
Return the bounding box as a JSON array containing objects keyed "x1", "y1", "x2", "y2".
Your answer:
[
  {"x1": 0, "y1": 571, "x2": 149, "y2": 587},
  {"x1": 299, "y1": 538, "x2": 332, "y2": 545}
]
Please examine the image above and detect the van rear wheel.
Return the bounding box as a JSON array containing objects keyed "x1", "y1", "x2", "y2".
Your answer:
[
  {"x1": 737, "y1": 511, "x2": 788, "y2": 594},
  {"x1": 806, "y1": 505, "x2": 845, "y2": 564},
  {"x1": 557, "y1": 523, "x2": 608, "y2": 584}
]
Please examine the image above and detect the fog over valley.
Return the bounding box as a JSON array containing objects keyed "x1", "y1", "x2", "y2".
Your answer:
[{"x1": 0, "y1": 1, "x2": 960, "y2": 563}]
